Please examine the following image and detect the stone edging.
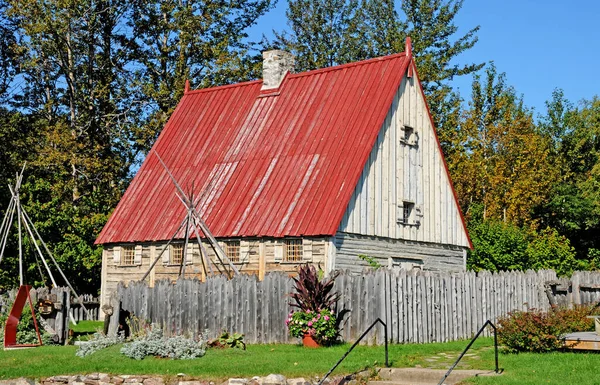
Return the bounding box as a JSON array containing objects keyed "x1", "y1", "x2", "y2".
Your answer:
[{"x1": 0, "y1": 373, "x2": 360, "y2": 385}]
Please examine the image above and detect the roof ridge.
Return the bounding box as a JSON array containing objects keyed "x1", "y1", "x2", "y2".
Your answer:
[
  {"x1": 185, "y1": 79, "x2": 261, "y2": 95},
  {"x1": 289, "y1": 52, "x2": 408, "y2": 79},
  {"x1": 184, "y1": 52, "x2": 408, "y2": 95}
]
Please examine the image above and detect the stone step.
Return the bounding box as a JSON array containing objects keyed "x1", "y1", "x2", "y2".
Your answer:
[{"x1": 372, "y1": 368, "x2": 499, "y2": 385}]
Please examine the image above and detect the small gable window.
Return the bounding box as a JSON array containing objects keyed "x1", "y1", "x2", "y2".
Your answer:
[
  {"x1": 284, "y1": 239, "x2": 303, "y2": 262},
  {"x1": 398, "y1": 201, "x2": 422, "y2": 227},
  {"x1": 400, "y1": 125, "x2": 418, "y2": 146}
]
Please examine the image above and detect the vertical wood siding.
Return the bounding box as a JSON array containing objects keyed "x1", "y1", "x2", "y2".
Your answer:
[
  {"x1": 115, "y1": 269, "x2": 600, "y2": 345},
  {"x1": 339, "y1": 74, "x2": 469, "y2": 248}
]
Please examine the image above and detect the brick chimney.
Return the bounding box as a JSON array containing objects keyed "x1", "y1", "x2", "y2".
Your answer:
[{"x1": 261, "y1": 50, "x2": 295, "y2": 91}]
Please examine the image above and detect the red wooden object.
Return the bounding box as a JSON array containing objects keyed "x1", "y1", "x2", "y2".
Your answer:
[{"x1": 4, "y1": 285, "x2": 42, "y2": 349}]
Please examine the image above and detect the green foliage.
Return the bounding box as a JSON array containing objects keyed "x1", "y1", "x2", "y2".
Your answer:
[
  {"x1": 215, "y1": 330, "x2": 246, "y2": 350},
  {"x1": 467, "y1": 215, "x2": 578, "y2": 276},
  {"x1": 120, "y1": 326, "x2": 207, "y2": 360},
  {"x1": 526, "y1": 227, "x2": 579, "y2": 276},
  {"x1": 286, "y1": 308, "x2": 338, "y2": 344},
  {"x1": 0, "y1": 0, "x2": 273, "y2": 293},
  {"x1": 358, "y1": 254, "x2": 382, "y2": 270},
  {"x1": 467, "y1": 217, "x2": 529, "y2": 272},
  {"x1": 536, "y1": 93, "x2": 600, "y2": 263},
  {"x1": 272, "y1": 0, "x2": 483, "y2": 128},
  {"x1": 75, "y1": 331, "x2": 125, "y2": 358},
  {"x1": 497, "y1": 306, "x2": 598, "y2": 353},
  {"x1": 290, "y1": 264, "x2": 340, "y2": 312},
  {"x1": 0, "y1": 297, "x2": 55, "y2": 345}
]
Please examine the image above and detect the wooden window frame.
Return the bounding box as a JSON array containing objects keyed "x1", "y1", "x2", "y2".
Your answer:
[
  {"x1": 170, "y1": 243, "x2": 184, "y2": 265},
  {"x1": 121, "y1": 245, "x2": 135, "y2": 266},
  {"x1": 400, "y1": 125, "x2": 418, "y2": 146},
  {"x1": 284, "y1": 239, "x2": 303, "y2": 263},
  {"x1": 398, "y1": 201, "x2": 421, "y2": 227},
  {"x1": 224, "y1": 240, "x2": 241, "y2": 263}
]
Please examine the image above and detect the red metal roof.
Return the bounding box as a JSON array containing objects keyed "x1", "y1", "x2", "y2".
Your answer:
[{"x1": 96, "y1": 53, "x2": 411, "y2": 244}]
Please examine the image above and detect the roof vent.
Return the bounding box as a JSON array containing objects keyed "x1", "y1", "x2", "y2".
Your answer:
[{"x1": 261, "y1": 50, "x2": 295, "y2": 91}]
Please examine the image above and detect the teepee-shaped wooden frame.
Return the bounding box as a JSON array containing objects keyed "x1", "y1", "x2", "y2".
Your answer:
[
  {"x1": 1, "y1": 164, "x2": 89, "y2": 349},
  {"x1": 140, "y1": 151, "x2": 240, "y2": 281}
]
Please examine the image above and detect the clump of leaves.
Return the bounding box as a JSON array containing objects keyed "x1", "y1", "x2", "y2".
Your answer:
[
  {"x1": 76, "y1": 332, "x2": 125, "y2": 357},
  {"x1": 358, "y1": 255, "x2": 382, "y2": 270},
  {"x1": 120, "y1": 326, "x2": 207, "y2": 360},
  {"x1": 208, "y1": 330, "x2": 246, "y2": 350},
  {"x1": 290, "y1": 264, "x2": 339, "y2": 312},
  {"x1": 497, "y1": 305, "x2": 598, "y2": 353}
]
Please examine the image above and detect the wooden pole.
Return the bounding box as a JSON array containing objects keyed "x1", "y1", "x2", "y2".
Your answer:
[
  {"x1": 141, "y1": 219, "x2": 186, "y2": 281},
  {"x1": 154, "y1": 151, "x2": 239, "y2": 276},
  {"x1": 179, "y1": 214, "x2": 190, "y2": 278},
  {"x1": 0, "y1": 196, "x2": 16, "y2": 266},
  {"x1": 20, "y1": 208, "x2": 88, "y2": 320},
  {"x1": 16, "y1": 178, "x2": 23, "y2": 286},
  {"x1": 20, "y1": 205, "x2": 58, "y2": 287}
]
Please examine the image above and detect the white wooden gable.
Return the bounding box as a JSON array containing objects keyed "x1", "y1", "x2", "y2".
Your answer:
[{"x1": 338, "y1": 66, "x2": 470, "y2": 248}]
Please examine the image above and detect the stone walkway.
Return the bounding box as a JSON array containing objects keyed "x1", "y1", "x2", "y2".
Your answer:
[{"x1": 413, "y1": 346, "x2": 492, "y2": 371}]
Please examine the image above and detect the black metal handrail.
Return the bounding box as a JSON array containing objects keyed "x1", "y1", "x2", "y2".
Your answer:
[
  {"x1": 318, "y1": 318, "x2": 389, "y2": 385},
  {"x1": 437, "y1": 319, "x2": 501, "y2": 385}
]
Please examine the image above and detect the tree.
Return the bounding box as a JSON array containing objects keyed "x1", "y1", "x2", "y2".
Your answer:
[
  {"x1": 127, "y1": 0, "x2": 273, "y2": 152},
  {"x1": 467, "y1": 205, "x2": 578, "y2": 276},
  {"x1": 537, "y1": 92, "x2": 600, "y2": 260},
  {"x1": 272, "y1": 0, "x2": 483, "y2": 127},
  {"x1": 447, "y1": 65, "x2": 557, "y2": 226},
  {"x1": 0, "y1": 0, "x2": 274, "y2": 292}
]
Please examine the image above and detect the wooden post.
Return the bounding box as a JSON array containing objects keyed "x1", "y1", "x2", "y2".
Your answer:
[{"x1": 258, "y1": 241, "x2": 266, "y2": 280}]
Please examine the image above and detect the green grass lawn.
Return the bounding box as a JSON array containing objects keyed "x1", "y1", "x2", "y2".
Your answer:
[
  {"x1": 1, "y1": 338, "x2": 598, "y2": 385},
  {"x1": 69, "y1": 321, "x2": 104, "y2": 334}
]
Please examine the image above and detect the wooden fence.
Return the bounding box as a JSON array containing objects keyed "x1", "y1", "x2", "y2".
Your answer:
[
  {"x1": 1, "y1": 288, "x2": 100, "y2": 344},
  {"x1": 115, "y1": 269, "x2": 600, "y2": 344}
]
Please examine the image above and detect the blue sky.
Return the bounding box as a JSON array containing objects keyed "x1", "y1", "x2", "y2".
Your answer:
[{"x1": 248, "y1": 0, "x2": 599, "y2": 118}]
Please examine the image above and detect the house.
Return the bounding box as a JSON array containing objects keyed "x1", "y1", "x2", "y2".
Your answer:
[{"x1": 95, "y1": 38, "x2": 471, "y2": 308}]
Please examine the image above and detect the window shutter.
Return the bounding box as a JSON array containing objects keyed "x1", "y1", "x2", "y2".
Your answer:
[
  {"x1": 396, "y1": 203, "x2": 405, "y2": 224},
  {"x1": 302, "y1": 239, "x2": 313, "y2": 261},
  {"x1": 415, "y1": 205, "x2": 424, "y2": 226},
  {"x1": 274, "y1": 241, "x2": 283, "y2": 262},
  {"x1": 134, "y1": 245, "x2": 142, "y2": 265},
  {"x1": 240, "y1": 241, "x2": 250, "y2": 263},
  {"x1": 410, "y1": 131, "x2": 419, "y2": 146},
  {"x1": 186, "y1": 243, "x2": 194, "y2": 264},
  {"x1": 161, "y1": 244, "x2": 170, "y2": 264},
  {"x1": 113, "y1": 246, "x2": 121, "y2": 265}
]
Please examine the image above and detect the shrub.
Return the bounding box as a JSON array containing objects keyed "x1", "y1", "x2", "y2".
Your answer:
[
  {"x1": 120, "y1": 326, "x2": 207, "y2": 360},
  {"x1": 76, "y1": 332, "x2": 125, "y2": 357},
  {"x1": 290, "y1": 264, "x2": 339, "y2": 312},
  {"x1": 287, "y1": 264, "x2": 344, "y2": 344},
  {"x1": 208, "y1": 330, "x2": 246, "y2": 350},
  {"x1": 287, "y1": 308, "x2": 337, "y2": 344},
  {"x1": 497, "y1": 305, "x2": 597, "y2": 353}
]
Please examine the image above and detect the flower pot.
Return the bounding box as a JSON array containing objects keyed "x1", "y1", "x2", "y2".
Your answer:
[{"x1": 302, "y1": 334, "x2": 320, "y2": 348}]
